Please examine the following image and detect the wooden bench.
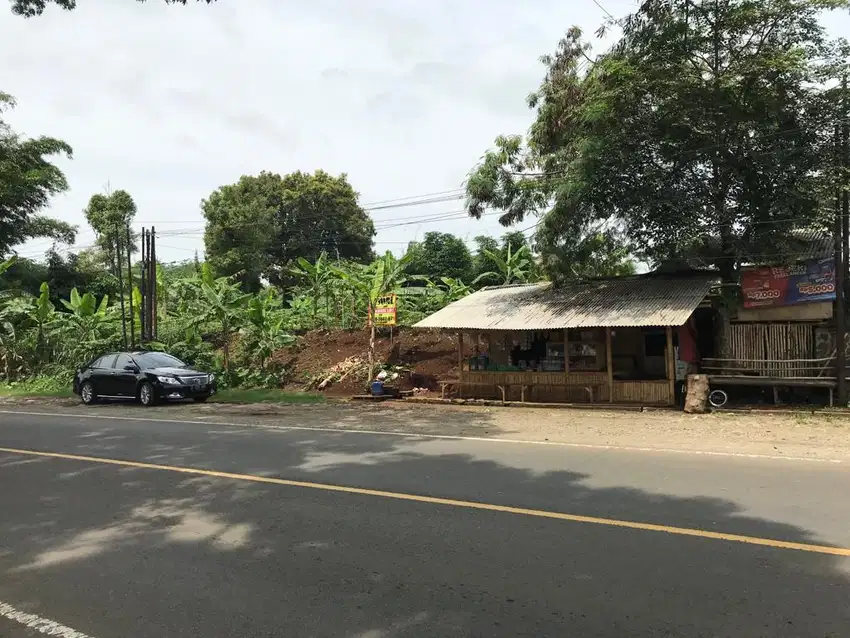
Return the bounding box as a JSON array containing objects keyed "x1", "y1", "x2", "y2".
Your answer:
[{"x1": 439, "y1": 379, "x2": 533, "y2": 403}]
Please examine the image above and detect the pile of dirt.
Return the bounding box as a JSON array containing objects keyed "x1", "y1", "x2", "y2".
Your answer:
[{"x1": 272, "y1": 328, "x2": 464, "y2": 396}]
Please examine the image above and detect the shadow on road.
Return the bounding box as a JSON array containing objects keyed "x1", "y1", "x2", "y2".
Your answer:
[{"x1": 0, "y1": 413, "x2": 848, "y2": 637}]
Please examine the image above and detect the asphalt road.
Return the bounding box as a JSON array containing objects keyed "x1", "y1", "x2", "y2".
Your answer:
[{"x1": 0, "y1": 408, "x2": 849, "y2": 637}]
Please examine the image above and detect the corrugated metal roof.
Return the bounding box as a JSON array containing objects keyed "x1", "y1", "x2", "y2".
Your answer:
[{"x1": 413, "y1": 276, "x2": 716, "y2": 331}]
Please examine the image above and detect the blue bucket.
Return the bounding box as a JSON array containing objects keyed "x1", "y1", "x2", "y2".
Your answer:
[{"x1": 370, "y1": 380, "x2": 384, "y2": 396}]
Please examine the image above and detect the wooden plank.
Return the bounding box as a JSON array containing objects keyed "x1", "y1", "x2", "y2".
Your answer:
[
  {"x1": 564, "y1": 328, "x2": 569, "y2": 377},
  {"x1": 457, "y1": 332, "x2": 464, "y2": 389},
  {"x1": 606, "y1": 328, "x2": 614, "y2": 403},
  {"x1": 666, "y1": 326, "x2": 675, "y2": 406}
]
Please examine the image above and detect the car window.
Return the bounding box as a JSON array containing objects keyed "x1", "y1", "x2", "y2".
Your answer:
[
  {"x1": 97, "y1": 355, "x2": 117, "y2": 369},
  {"x1": 134, "y1": 352, "x2": 187, "y2": 369},
  {"x1": 114, "y1": 354, "x2": 134, "y2": 370}
]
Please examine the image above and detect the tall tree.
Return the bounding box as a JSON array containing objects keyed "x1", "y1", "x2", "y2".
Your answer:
[
  {"x1": 203, "y1": 170, "x2": 375, "y2": 291},
  {"x1": 10, "y1": 0, "x2": 214, "y2": 17},
  {"x1": 0, "y1": 93, "x2": 76, "y2": 257},
  {"x1": 542, "y1": 228, "x2": 637, "y2": 283},
  {"x1": 466, "y1": 2, "x2": 847, "y2": 281},
  {"x1": 472, "y1": 235, "x2": 500, "y2": 280},
  {"x1": 83, "y1": 189, "x2": 138, "y2": 262},
  {"x1": 406, "y1": 232, "x2": 474, "y2": 282}
]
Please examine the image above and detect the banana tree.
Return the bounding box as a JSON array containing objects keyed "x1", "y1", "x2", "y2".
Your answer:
[
  {"x1": 333, "y1": 251, "x2": 413, "y2": 381},
  {"x1": 289, "y1": 252, "x2": 333, "y2": 328},
  {"x1": 190, "y1": 264, "x2": 251, "y2": 374},
  {"x1": 243, "y1": 291, "x2": 294, "y2": 372},
  {"x1": 54, "y1": 287, "x2": 115, "y2": 365},
  {"x1": 475, "y1": 244, "x2": 535, "y2": 286}
]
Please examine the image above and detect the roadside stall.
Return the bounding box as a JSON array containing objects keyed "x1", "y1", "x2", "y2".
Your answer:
[{"x1": 414, "y1": 274, "x2": 716, "y2": 406}]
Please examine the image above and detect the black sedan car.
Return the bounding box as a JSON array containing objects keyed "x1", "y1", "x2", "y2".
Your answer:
[{"x1": 73, "y1": 351, "x2": 217, "y2": 406}]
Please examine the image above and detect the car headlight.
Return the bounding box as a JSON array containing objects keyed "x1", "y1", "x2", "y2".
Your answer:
[
  {"x1": 208, "y1": 373, "x2": 215, "y2": 383},
  {"x1": 157, "y1": 375, "x2": 181, "y2": 385}
]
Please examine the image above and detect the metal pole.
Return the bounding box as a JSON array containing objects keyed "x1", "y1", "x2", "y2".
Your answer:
[
  {"x1": 140, "y1": 228, "x2": 147, "y2": 342},
  {"x1": 126, "y1": 223, "x2": 135, "y2": 349},
  {"x1": 151, "y1": 226, "x2": 157, "y2": 340}
]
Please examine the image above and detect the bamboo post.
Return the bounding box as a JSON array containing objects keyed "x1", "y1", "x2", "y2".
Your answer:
[
  {"x1": 564, "y1": 329, "x2": 570, "y2": 376},
  {"x1": 666, "y1": 326, "x2": 675, "y2": 406},
  {"x1": 606, "y1": 328, "x2": 614, "y2": 403},
  {"x1": 458, "y1": 331, "x2": 464, "y2": 398}
]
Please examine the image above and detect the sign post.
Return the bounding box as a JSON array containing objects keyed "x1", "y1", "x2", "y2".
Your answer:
[{"x1": 373, "y1": 294, "x2": 397, "y2": 326}]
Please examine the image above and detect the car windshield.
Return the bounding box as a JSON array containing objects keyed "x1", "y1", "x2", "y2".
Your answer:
[{"x1": 134, "y1": 352, "x2": 187, "y2": 369}]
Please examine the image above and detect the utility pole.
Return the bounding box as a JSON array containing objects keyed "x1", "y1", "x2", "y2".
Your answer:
[
  {"x1": 835, "y1": 117, "x2": 847, "y2": 405},
  {"x1": 838, "y1": 75, "x2": 850, "y2": 405},
  {"x1": 126, "y1": 223, "x2": 135, "y2": 349},
  {"x1": 148, "y1": 226, "x2": 159, "y2": 339},
  {"x1": 841, "y1": 72, "x2": 850, "y2": 320},
  {"x1": 115, "y1": 226, "x2": 128, "y2": 350},
  {"x1": 140, "y1": 228, "x2": 147, "y2": 342}
]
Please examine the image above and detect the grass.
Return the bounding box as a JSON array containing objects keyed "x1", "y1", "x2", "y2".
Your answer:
[
  {"x1": 0, "y1": 376, "x2": 324, "y2": 405},
  {"x1": 0, "y1": 378, "x2": 74, "y2": 398},
  {"x1": 209, "y1": 388, "x2": 326, "y2": 405}
]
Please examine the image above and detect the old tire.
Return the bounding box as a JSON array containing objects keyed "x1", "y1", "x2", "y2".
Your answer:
[
  {"x1": 708, "y1": 389, "x2": 728, "y2": 409},
  {"x1": 80, "y1": 381, "x2": 98, "y2": 405},
  {"x1": 139, "y1": 382, "x2": 158, "y2": 407}
]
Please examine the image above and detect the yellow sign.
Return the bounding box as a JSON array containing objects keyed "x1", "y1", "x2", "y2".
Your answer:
[{"x1": 373, "y1": 294, "x2": 397, "y2": 326}]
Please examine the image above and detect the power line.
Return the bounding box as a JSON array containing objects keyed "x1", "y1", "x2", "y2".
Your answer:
[
  {"x1": 360, "y1": 188, "x2": 465, "y2": 208},
  {"x1": 591, "y1": 0, "x2": 614, "y2": 19}
]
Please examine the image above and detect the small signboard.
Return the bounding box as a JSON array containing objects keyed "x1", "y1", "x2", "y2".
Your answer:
[
  {"x1": 741, "y1": 257, "x2": 836, "y2": 308},
  {"x1": 373, "y1": 294, "x2": 397, "y2": 326}
]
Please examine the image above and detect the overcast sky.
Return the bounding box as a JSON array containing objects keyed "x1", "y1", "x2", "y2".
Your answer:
[{"x1": 3, "y1": 0, "x2": 849, "y2": 264}]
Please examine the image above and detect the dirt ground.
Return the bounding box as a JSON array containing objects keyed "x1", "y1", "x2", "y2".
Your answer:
[
  {"x1": 5, "y1": 396, "x2": 850, "y2": 463},
  {"x1": 274, "y1": 328, "x2": 464, "y2": 395}
]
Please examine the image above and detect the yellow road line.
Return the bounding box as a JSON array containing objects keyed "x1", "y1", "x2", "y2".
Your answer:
[{"x1": 2, "y1": 445, "x2": 849, "y2": 557}]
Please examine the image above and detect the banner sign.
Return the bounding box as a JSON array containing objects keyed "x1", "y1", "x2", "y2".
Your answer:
[
  {"x1": 741, "y1": 258, "x2": 836, "y2": 308},
  {"x1": 372, "y1": 294, "x2": 397, "y2": 326}
]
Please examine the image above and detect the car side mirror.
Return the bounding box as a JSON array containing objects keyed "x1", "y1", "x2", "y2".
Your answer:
[{"x1": 124, "y1": 365, "x2": 139, "y2": 372}]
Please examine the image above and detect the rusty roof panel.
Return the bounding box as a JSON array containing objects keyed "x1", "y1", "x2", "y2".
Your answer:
[{"x1": 413, "y1": 276, "x2": 716, "y2": 330}]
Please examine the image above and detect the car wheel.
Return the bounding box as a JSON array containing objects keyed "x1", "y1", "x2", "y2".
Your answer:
[
  {"x1": 80, "y1": 381, "x2": 98, "y2": 405},
  {"x1": 193, "y1": 396, "x2": 209, "y2": 403},
  {"x1": 139, "y1": 382, "x2": 158, "y2": 407}
]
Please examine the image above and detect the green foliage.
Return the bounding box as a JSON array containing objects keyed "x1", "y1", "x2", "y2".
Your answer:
[
  {"x1": 406, "y1": 232, "x2": 474, "y2": 282},
  {"x1": 203, "y1": 170, "x2": 375, "y2": 290},
  {"x1": 0, "y1": 255, "x2": 15, "y2": 276},
  {"x1": 466, "y1": 1, "x2": 849, "y2": 281},
  {"x1": 542, "y1": 229, "x2": 637, "y2": 284},
  {"x1": 0, "y1": 93, "x2": 76, "y2": 257},
  {"x1": 10, "y1": 0, "x2": 215, "y2": 17},
  {"x1": 475, "y1": 244, "x2": 536, "y2": 286},
  {"x1": 83, "y1": 189, "x2": 138, "y2": 261}
]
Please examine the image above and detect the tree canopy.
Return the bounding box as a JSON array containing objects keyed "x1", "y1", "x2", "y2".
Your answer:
[
  {"x1": 10, "y1": 0, "x2": 214, "y2": 17},
  {"x1": 406, "y1": 232, "x2": 474, "y2": 282},
  {"x1": 203, "y1": 170, "x2": 375, "y2": 291},
  {"x1": 83, "y1": 189, "x2": 138, "y2": 258},
  {"x1": 0, "y1": 92, "x2": 76, "y2": 258},
  {"x1": 466, "y1": 0, "x2": 849, "y2": 281}
]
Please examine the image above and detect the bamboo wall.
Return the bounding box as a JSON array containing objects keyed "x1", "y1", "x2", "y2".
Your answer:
[
  {"x1": 462, "y1": 371, "x2": 672, "y2": 405},
  {"x1": 611, "y1": 380, "x2": 671, "y2": 405},
  {"x1": 718, "y1": 323, "x2": 816, "y2": 377}
]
